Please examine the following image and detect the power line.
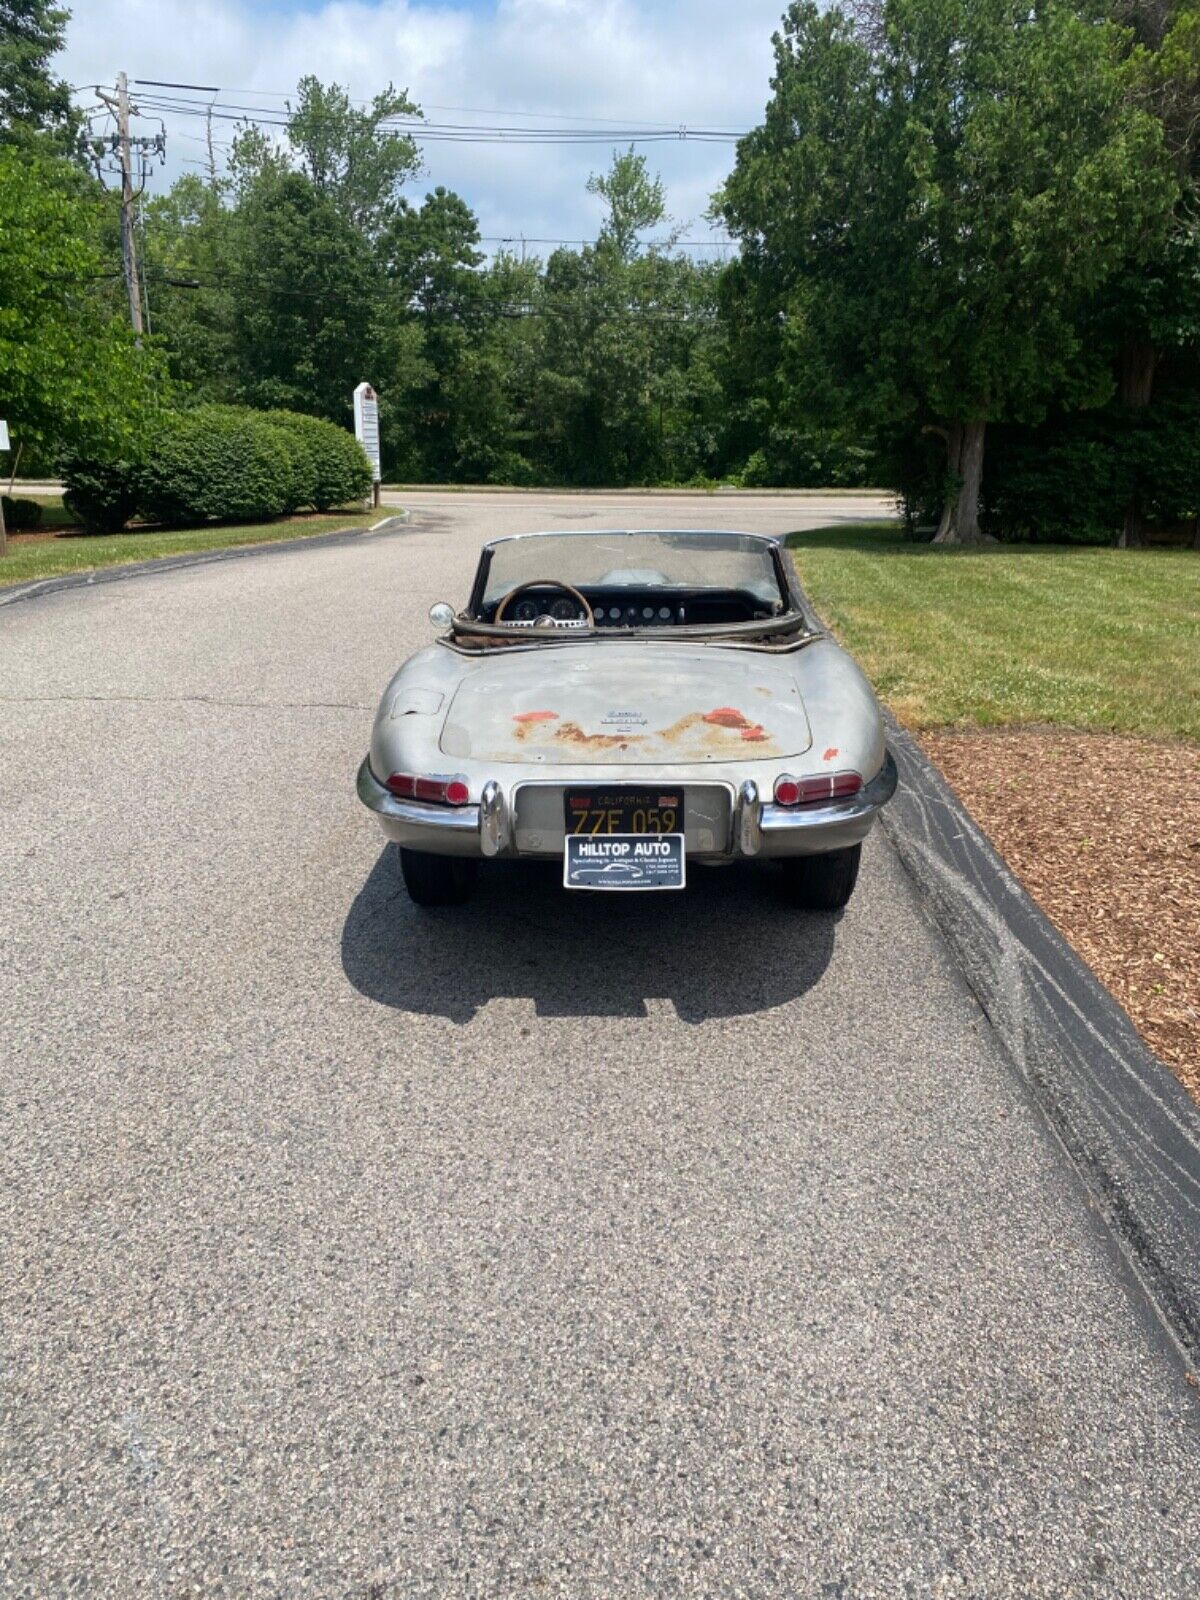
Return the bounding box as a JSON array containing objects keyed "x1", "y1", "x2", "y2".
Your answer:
[
  {"x1": 134, "y1": 265, "x2": 717, "y2": 322},
  {"x1": 131, "y1": 78, "x2": 749, "y2": 134},
  {"x1": 128, "y1": 92, "x2": 743, "y2": 144}
]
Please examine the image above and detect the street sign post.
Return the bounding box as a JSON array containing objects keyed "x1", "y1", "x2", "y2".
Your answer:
[{"x1": 353, "y1": 383, "x2": 382, "y2": 508}]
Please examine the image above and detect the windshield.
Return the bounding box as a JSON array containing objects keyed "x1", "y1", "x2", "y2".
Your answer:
[{"x1": 479, "y1": 531, "x2": 786, "y2": 610}]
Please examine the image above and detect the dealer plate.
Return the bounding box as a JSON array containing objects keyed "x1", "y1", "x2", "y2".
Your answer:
[{"x1": 564, "y1": 833, "x2": 685, "y2": 891}]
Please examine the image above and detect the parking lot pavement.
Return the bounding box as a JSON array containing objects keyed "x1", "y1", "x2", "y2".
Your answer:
[{"x1": 2, "y1": 492, "x2": 1198, "y2": 1597}]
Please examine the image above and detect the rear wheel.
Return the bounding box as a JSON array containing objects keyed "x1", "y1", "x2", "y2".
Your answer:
[
  {"x1": 779, "y1": 844, "x2": 861, "y2": 911},
  {"x1": 399, "y1": 847, "x2": 478, "y2": 907}
]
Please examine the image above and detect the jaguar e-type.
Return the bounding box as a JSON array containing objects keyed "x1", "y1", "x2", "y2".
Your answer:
[{"x1": 357, "y1": 529, "x2": 897, "y2": 907}]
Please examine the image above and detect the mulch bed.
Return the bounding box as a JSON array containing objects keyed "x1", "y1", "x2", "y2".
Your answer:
[
  {"x1": 919, "y1": 729, "x2": 1200, "y2": 1103},
  {"x1": 6, "y1": 527, "x2": 79, "y2": 544}
]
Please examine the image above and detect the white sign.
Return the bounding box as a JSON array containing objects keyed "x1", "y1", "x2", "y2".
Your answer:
[
  {"x1": 353, "y1": 383, "x2": 381, "y2": 483},
  {"x1": 0, "y1": 422, "x2": 9, "y2": 452}
]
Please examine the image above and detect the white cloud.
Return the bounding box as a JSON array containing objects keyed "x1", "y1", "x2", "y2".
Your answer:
[{"x1": 61, "y1": 0, "x2": 783, "y2": 250}]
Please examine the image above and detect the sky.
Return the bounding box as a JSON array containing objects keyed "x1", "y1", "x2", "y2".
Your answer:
[{"x1": 60, "y1": 0, "x2": 787, "y2": 254}]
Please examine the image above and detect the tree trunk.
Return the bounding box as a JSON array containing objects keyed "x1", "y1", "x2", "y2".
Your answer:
[
  {"x1": 1119, "y1": 338, "x2": 1157, "y2": 407},
  {"x1": 1114, "y1": 338, "x2": 1157, "y2": 548},
  {"x1": 932, "y1": 418, "x2": 990, "y2": 544}
]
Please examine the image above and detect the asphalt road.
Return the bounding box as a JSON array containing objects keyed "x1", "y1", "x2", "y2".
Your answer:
[{"x1": 2, "y1": 491, "x2": 1198, "y2": 1598}]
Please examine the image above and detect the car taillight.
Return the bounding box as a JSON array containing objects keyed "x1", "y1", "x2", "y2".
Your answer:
[
  {"x1": 386, "y1": 772, "x2": 470, "y2": 805},
  {"x1": 774, "y1": 771, "x2": 862, "y2": 806}
]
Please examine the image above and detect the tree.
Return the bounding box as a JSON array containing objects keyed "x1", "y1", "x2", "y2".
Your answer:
[
  {"x1": 285, "y1": 77, "x2": 422, "y2": 238},
  {"x1": 0, "y1": 147, "x2": 161, "y2": 457},
  {"x1": 383, "y1": 186, "x2": 499, "y2": 478},
  {"x1": 141, "y1": 173, "x2": 238, "y2": 399},
  {"x1": 1102, "y1": 0, "x2": 1200, "y2": 541},
  {"x1": 718, "y1": 0, "x2": 1177, "y2": 540},
  {"x1": 229, "y1": 169, "x2": 380, "y2": 422},
  {"x1": 587, "y1": 148, "x2": 672, "y2": 261},
  {"x1": 0, "y1": 0, "x2": 77, "y2": 151}
]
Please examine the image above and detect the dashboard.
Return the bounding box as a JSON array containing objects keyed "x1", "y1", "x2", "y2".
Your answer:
[{"x1": 485, "y1": 586, "x2": 779, "y2": 630}]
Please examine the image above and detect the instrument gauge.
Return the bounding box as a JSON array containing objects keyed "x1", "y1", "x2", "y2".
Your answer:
[
  {"x1": 513, "y1": 598, "x2": 539, "y2": 623},
  {"x1": 550, "y1": 597, "x2": 579, "y2": 622}
]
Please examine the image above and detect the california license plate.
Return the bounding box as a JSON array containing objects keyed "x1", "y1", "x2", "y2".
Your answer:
[{"x1": 564, "y1": 788, "x2": 684, "y2": 837}]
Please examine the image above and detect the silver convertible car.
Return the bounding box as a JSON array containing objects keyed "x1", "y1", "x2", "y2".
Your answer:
[{"x1": 357, "y1": 529, "x2": 897, "y2": 908}]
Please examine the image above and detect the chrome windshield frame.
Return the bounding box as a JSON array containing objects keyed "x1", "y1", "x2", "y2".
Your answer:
[{"x1": 462, "y1": 529, "x2": 817, "y2": 639}]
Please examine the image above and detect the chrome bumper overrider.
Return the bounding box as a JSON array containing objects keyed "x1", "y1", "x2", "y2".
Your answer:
[{"x1": 357, "y1": 749, "x2": 898, "y2": 860}]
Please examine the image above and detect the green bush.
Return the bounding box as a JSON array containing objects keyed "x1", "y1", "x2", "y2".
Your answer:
[
  {"x1": 140, "y1": 407, "x2": 293, "y2": 526},
  {"x1": 984, "y1": 398, "x2": 1200, "y2": 543},
  {"x1": 983, "y1": 422, "x2": 1120, "y2": 543},
  {"x1": 1, "y1": 495, "x2": 43, "y2": 530},
  {"x1": 59, "y1": 407, "x2": 373, "y2": 533},
  {"x1": 266, "y1": 411, "x2": 372, "y2": 509},
  {"x1": 260, "y1": 414, "x2": 319, "y2": 512},
  {"x1": 61, "y1": 455, "x2": 142, "y2": 533},
  {"x1": 732, "y1": 427, "x2": 874, "y2": 490}
]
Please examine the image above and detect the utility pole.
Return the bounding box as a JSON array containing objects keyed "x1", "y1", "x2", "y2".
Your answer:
[
  {"x1": 96, "y1": 73, "x2": 145, "y2": 339},
  {"x1": 116, "y1": 73, "x2": 144, "y2": 339}
]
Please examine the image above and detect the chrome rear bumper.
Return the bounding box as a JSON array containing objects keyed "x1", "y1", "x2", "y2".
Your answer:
[{"x1": 358, "y1": 750, "x2": 898, "y2": 860}]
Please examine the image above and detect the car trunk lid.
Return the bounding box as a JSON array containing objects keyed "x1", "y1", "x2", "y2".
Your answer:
[{"x1": 439, "y1": 646, "x2": 812, "y2": 764}]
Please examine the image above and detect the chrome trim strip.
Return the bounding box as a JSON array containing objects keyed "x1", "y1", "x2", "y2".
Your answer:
[
  {"x1": 761, "y1": 750, "x2": 899, "y2": 832},
  {"x1": 356, "y1": 758, "x2": 482, "y2": 832}
]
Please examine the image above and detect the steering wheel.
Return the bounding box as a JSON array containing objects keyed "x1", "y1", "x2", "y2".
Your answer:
[{"x1": 494, "y1": 579, "x2": 595, "y2": 630}]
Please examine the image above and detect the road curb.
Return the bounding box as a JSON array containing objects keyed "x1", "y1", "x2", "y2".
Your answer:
[
  {"x1": 0, "y1": 514, "x2": 410, "y2": 611},
  {"x1": 881, "y1": 716, "x2": 1200, "y2": 1365}
]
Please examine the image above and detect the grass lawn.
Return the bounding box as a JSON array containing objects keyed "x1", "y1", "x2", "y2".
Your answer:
[
  {"x1": 786, "y1": 523, "x2": 1200, "y2": 742},
  {"x1": 0, "y1": 497, "x2": 380, "y2": 589}
]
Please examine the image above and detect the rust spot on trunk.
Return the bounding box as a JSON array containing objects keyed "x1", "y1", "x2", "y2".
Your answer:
[
  {"x1": 823, "y1": 746, "x2": 839, "y2": 761},
  {"x1": 554, "y1": 720, "x2": 636, "y2": 750},
  {"x1": 704, "y1": 707, "x2": 751, "y2": 728},
  {"x1": 659, "y1": 712, "x2": 705, "y2": 743},
  {"x1": 514, "y1": 710, "x2": 559, "y2": 723}
]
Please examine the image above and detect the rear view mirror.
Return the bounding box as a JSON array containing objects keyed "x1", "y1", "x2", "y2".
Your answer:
[{"x1": 429, "y1": 602, "x2": 455, "y2": 630}]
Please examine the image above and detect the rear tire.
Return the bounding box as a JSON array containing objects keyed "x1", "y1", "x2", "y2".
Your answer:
[
  {"x1": 779, "y1": 844, "x2": 861, "y2": 911},
  {"x1": 399, "y1": 847, "x2": 478, "y2": 907}
]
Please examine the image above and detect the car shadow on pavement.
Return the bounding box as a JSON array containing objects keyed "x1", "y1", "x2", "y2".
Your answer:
[{"x1": 341, "y1": 848, "x2": 841, "y2": 1023}]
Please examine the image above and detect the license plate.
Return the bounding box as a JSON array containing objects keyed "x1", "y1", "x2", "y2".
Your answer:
[
  {"x1": 564, "y1": 788, "x2": 684, "y2": 837},
  {"x1": 564, "y1": 832, "x2": 685, "y2": 891}
]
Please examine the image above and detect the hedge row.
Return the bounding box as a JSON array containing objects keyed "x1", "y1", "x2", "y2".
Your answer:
[{"x1": 63, "y1": 406, "x2": 373, "y2": 533}]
